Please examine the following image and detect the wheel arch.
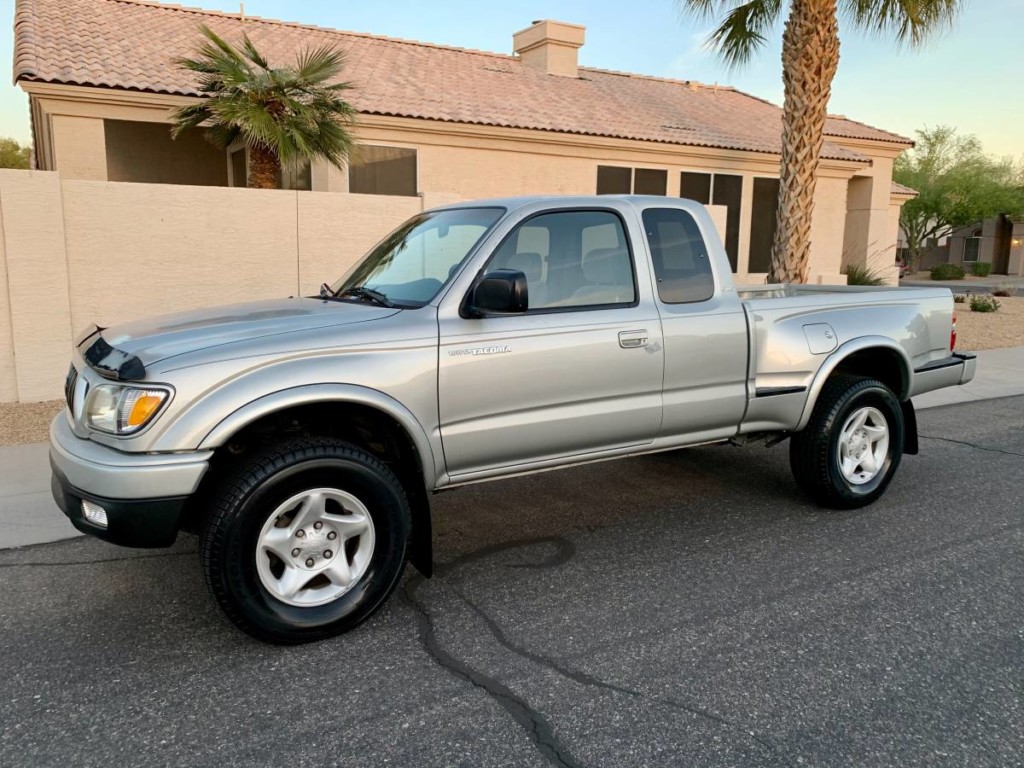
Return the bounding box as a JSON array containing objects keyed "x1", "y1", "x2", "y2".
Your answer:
[
  {"x1": 187, "y1": 385, "x2": 437, "y2": 576},
  {"x1": 797, "y1": 337, "x2": 912, "y2": 431}
]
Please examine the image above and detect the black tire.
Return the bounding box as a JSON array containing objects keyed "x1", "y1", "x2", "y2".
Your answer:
[
  {"x1": 200, "y1": 438, "x2": 411, "y2": 644},
  {"x1": 789, "y1": 374, "x2": 904, "y2": 509}
]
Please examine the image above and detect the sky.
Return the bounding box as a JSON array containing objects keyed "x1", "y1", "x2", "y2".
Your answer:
[{"x1": 0, "y1": 0, "x2": 1021, "y2": 157}]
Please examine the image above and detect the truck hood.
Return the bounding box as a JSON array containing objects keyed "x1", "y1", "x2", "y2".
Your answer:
[{"x1": 94, "y1": 298, "x2": 401, "y2": 368}]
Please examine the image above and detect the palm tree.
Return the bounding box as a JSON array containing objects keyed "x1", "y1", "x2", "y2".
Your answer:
[
  {"x1": 678, "y1": 1, "x2": 961, "y2": 284},
  {"x1": 172, "y1": 25, "x2": 357, "y2": 189}
]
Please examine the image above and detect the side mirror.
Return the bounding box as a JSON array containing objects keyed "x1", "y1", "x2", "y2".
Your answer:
[{"x1": 463, "y1": 269, "x2": 529, "y2": 317}]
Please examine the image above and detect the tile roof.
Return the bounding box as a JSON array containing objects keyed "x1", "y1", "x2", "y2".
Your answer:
[
  {"x1": 890, "y1": 181, "x2": 918, "y2": 197},
  {"x1": 14, "y1": 0, "x2": 913, "y2": 162}
]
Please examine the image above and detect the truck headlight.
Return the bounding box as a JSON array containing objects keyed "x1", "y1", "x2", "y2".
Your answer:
[{"x1": 85, "y1": 384, "x2": 171, "y2": 435}]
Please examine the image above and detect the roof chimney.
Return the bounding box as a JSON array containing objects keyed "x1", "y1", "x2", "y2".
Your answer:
[{"x1": 513, "y1": 20, "x2": 585, "y2": 78}]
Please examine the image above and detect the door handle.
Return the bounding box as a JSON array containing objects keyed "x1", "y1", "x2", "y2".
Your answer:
[{"x1": 618, "y1": 330, "x2": 649, "y2": 349}]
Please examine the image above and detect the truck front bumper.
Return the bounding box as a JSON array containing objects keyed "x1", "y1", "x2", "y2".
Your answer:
[{"x1": 49, "y1": 415, "x2": 212, "y2": 548}]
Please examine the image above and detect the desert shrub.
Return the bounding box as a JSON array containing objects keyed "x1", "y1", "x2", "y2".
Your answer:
[
  {"x1": 992, "y1": 284, "x2": 1017, "y2": 297},
  {"x1": 931, "y1": 263, "x2": 966, "y2": 280},
  {"x1": 969, "y1": 295, "x2": 1000, "y2": 313},
  {"x1": 970, "y1": 261, "x2": 992, "y2": 277},
  {"x1": 953, "y1": 293, "x2": 967, "y2": 303},
  {"x1": 842, "y1": 264, "x2": 887, "y2": 286}
]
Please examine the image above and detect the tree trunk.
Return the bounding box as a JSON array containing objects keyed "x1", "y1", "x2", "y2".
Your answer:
[
  {"x1": 767, "y1": 0, "x2": 840, "y2": 285},
  {"x1": 247, "y1": 144, "x2": 281, "y2": 190}
]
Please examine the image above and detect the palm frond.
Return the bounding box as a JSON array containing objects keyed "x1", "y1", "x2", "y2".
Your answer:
[
  {"x1": 294, "y1": 44, "x2": 346, "y2": 84},
  {"x1": 240, "y1": 34, "x2": 270, "y2": 69},
  {"x1": 678, "y1": 0, "x2": 783, "y2": 68},
  {"x1": 842, "y1": 0, "x2": 962, "y2": 46},
  {"x1": 170, "y1": 23, "x2": 358, "y2": 179}
]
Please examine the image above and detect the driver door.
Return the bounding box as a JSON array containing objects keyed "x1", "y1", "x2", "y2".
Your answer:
[{"x1": 437, "y1": 206, "x2": 664, "y2": 480}]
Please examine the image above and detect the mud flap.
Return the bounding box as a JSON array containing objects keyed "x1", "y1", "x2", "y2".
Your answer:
[{"x1": 901, "y1": 399, "x2": 919, "y2": 455}]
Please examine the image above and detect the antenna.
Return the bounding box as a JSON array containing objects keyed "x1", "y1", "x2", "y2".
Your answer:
[{"x1": 240, "y1": 2, "x2": 245, "y2": 21}]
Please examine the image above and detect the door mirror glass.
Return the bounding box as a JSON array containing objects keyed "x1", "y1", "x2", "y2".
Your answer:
[{"x1": 464, "y1": 269, "x2": 529, "y2": 317}]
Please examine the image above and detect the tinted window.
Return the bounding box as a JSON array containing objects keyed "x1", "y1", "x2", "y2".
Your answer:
[
  {"x1": 679, "y1": 172, "x2": 711, "y2": 204},
  {"x1": 488, "y1": 210, "x2": 636, "y2": 310},
  {"x1": 643, "y1": 208, "x2": 714, "y2": 304},
  {"x1": 749, "y1": 177, "x2": 780, "y2": 273},
  {"x1": 634, "y1": 168, "x2": 667, "y2": 196},
  {"x1": 596, "y1": 166, "x2": 632, "y2": 195},
  {"x1": 711, "y1": 174, "x2": 742, "y2": 272},
  {"x1": 349, "y1": 145, "x2": 417, "y2": 196}
]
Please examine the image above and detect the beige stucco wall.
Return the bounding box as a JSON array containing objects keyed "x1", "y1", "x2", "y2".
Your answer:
[
  {"x1": 51, "y1": 115, "x2": 107, "y2": 181},
  {"x1": 0, "y1": 171, "x2": 448, "y2": 402},
  {"x1": 0, "y1": 170, "x2": 75, "y2": 402},
  {"x1": 296, "y1": 192, "x2": 423, "y2": 296},
  {"x1": 62, "y1": 182, "x2": 300, "y2": 332}
]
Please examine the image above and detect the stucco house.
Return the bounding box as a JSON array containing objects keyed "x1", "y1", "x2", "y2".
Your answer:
[{"x1": 14, "y1": 0, "x2": 914, "y2": 283}]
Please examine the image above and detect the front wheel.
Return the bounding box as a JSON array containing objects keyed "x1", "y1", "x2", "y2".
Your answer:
[
  {"x1": 201, "y1": 439, "x2": 411, "y2": 644},
  {"x1": 790, "y1": 375, "x2": 904, "y2": 509}
]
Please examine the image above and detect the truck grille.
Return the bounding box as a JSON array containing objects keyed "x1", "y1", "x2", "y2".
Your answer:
[{"x1": 64, "y1": 365, "x2": 78, "y2": 411}]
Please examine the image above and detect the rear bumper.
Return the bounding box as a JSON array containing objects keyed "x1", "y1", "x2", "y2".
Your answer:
[{"x1": 909, "y1": 352, "x2": 976, "y2": 398}]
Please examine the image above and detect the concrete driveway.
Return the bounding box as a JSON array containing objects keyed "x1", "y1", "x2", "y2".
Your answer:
[{"x1": 1, "y1": 395, "x2": 1021, "y2": 767}]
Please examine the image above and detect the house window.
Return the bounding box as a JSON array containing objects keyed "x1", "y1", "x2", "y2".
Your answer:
[
  {"x1": 711, "y1": 174, "x2": 742, "y2": 273},
  {"x1": 229, "y1": 147, "x2": 247, "y2": 187},
  {"x1": 349, "y1": 145, "x2": 417, "y2": 196},
  {"x1": 679, "y1": 171, "x2": 742, "y2": 272},
  {"x1": 281, "y1": 160, "x2": 312, "y2": 191},
  {"x1": 633, "y1": 168, "x2": 668, "y2": 195},
  {"x1": 963, "y1": 231, "x2": 982, "y2": 262},
  {"x1": 679, "y1": 172, "x2": 711, "y2": 205},
  {"x1": 596, "y1": 166, "x2": 667, "y2": 196},
  {"x1": 597, "y1": 166, "x2": 632, "y2": 195},
  {"x1": 748, "y1": 177, "x2": 780, "y2": 273}
]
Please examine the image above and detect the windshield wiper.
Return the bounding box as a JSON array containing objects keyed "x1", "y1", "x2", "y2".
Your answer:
[{"x1": 336, "y1": 286, "x2": 395, "y2": 308}]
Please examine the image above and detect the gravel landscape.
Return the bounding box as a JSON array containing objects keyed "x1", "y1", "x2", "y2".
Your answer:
[{"x1": 954, "y1": 296, "x2": 1024, "y2": 351}]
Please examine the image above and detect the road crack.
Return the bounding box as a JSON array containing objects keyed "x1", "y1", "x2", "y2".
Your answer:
[
  {"x1": 456, "y1": 589, "x2": 791, "y2": 766},
  {"x1": 919, "y1": 434, "x2": 1024, "y2": 458},
  {"x1": 402, "y1": 569, "x2": 582, "y2": 767},
  {"x1": 0, "y1": 550, "x2": 195, "y2": 568},
  {"x1": 404, "y1": 534, "x2": 789, "y2": 767}
]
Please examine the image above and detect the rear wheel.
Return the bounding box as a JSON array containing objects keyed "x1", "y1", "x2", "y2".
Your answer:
[
  {"x1": 790, "y1": 375, "x2": 904, "y2": 509},
  {"x1": 201, "y1": 439, "x2": 411, "y2": 644}
]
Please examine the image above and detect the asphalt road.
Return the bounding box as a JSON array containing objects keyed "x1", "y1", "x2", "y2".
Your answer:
[{"x1": 2, "y1": 397, "x2": 1022, "y2": 768}]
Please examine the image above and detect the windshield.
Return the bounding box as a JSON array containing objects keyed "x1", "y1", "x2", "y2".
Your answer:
[{"x1": 332, "y1": 207, "x2": 505, "y2": 308}]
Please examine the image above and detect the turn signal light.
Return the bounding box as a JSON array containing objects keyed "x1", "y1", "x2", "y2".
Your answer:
[{"x1": 125, "y1": 392, "x2": 165, "y2": 427}]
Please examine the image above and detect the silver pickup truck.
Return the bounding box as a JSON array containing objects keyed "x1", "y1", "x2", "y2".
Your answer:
[{"x1": 50, "y1": 195, "x2": 975, "y2": 643}]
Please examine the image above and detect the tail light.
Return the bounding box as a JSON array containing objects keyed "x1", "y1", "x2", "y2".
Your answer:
[{"x1": 951, "y1": 311, "x2": 957, "y2": 351}]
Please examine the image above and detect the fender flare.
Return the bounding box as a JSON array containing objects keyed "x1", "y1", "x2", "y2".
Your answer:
[
  {"x1": 796, "y1": 336, "x2": 912, "y2": 431},
  {"x1": 198, "y1": 383, "x2": 440, "y2": 488}
]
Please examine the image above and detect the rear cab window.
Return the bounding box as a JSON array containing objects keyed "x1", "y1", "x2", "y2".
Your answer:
[{"x1": 642, "y1": 208, "x2": 715, "y2": 304}]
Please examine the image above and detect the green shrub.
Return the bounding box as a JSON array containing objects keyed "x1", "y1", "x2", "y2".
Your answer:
[
  {"x1": 930, "y1": 263, "x2": 966, "y2": 280},
  {"x1": 969, "y1": 294, "x2": 1001, "y2": 313},
  {"x1": 970, "y1": 261, "x2": 992, "y2": 277},
  {"x1": 842, "y1": 264, "x2": 887, "y2": 286}
]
